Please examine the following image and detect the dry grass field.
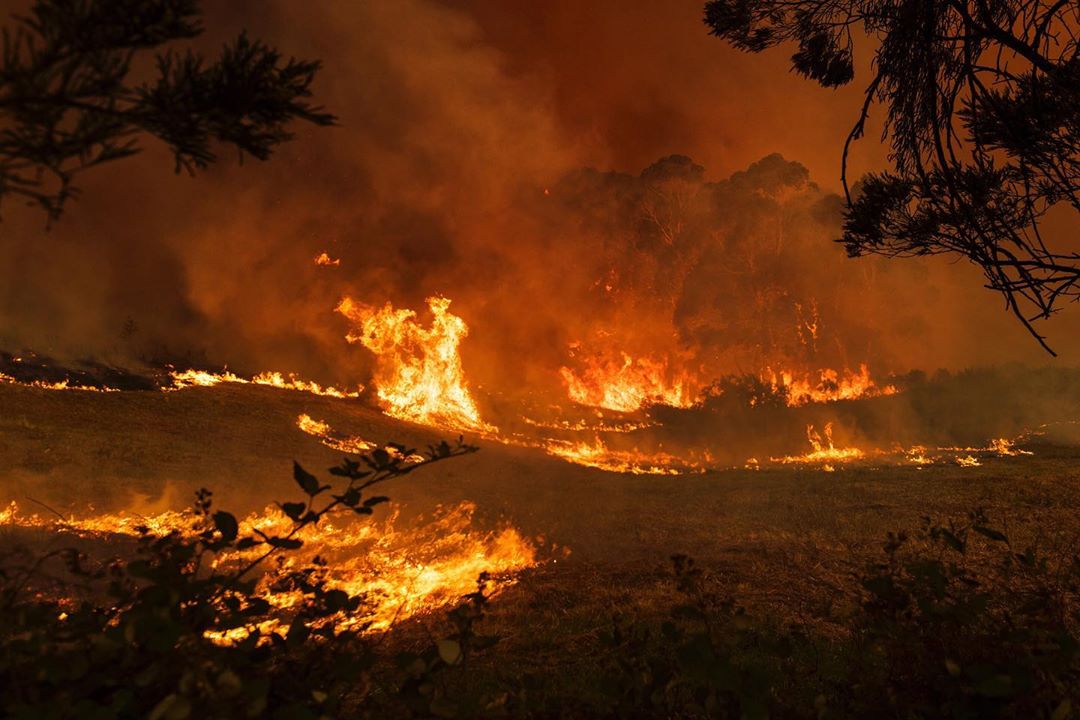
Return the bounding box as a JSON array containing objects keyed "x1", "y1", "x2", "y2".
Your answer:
[
  {"x1": 4, "y1": 380, "x2": 1080, "y2": 716},
  {"x1": 4, "y1": 380, "x2": 1079, "y2": 616}
]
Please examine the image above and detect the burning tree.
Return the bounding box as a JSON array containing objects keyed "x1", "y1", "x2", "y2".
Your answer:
[
  {"x1": 705, "y1": 1, "x2": 1080, "y2": 353},
  {"x1": 0, "y1": 0, "x2": 335, "y2": 219}
]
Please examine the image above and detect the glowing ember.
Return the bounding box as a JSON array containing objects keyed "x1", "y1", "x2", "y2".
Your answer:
[
  {"x1": 314, "y1": 251, "x2": 341, "y2": 266},
  {"x1": 1, "y1": 500, "x2": 536, "y2": 636},
  {"x1": 765, "y1": 364, "x2": 896, "y2": 407},
  {"x1": 520, "y1": 415, "x2": 654, "y2": 433},
  {"x1": 169, "y1": 369, "x2": 362, "y2": 398},
  {"x1": 560, "y1": 351, "x2": 697, "y2": 412},
  {"x1": 774, "y1": 423, "x2": 864, "y2": 466},
  {"x1": 336, "y1": 296, "x2": 495, "y2": 433}
]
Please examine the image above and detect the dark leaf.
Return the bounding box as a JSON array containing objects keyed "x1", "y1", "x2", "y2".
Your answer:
[
  {"x1": 293, "y1": 461, "x2": 319, "y2": 495},
  {"x1": 212, "y1": 511, "x2": 238, "y2": 541},
  {"x1": 281, "y1": 502, "x2": 306, "y2": 521}
]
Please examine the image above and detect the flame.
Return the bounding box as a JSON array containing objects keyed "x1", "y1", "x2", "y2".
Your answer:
[
  {"x1": 906, "y1": 446, "x2": 934, "y2": 465},
  {"x1": 765, "y1": 364, "x2": 896, "y2": 407},
  {"x1": 559, "y1": 351, "x2": 697, "y2": 412},
  {"x1": 543, "y1": 436, "x2": 698, "y2": 475},
  {"x1": 2, "y1": 499, "x2": 536, "y2": 637},
  {"x1": 296, "y1": 413, "x2": 378, "y2": 454},
  {"x1": 989, "y1": 437, "x2": 1033, "y2": 456},
  {"x1": 169, "y1": 368, "x2": 249, "y2": 387},
  {"x1": 169, "y1": 369, "x2": 362, "y2": 399},
  {"x1": 774, "y1": 422, "x2": 864, "y2": 466},
  {"x1": 336, "y1": 296, "x2": 495, "y2": 433},
  {"x1": 1, "y1": 372, "x2": 117, "y2": 392},
  {"x1": 314, "y1": 252, "x2": 341, "y2": 267},
  {"x1": 295, "y1": 414, "x2": 427, "y2": 463}
]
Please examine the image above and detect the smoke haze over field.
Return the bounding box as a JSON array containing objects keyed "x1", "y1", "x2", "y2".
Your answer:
[{"x1": 1, "y1": 0, "x2": 1077, "y2": 396}]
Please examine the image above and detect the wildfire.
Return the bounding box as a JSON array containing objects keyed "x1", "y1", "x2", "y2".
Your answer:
[
  {"x1": 169, "y1": 369, "x2": 362, "y2": 399},
  {"x1": 906, "y1": 446, "x2": 934, "y2": 465},
  {"x1": 765, "y1": 364, "x2": 896, "y2": 407},
  {"x1": 902, "y1": 433, "x2": 1036, "y2": 468},
  {"x1": 336, "y1": 296, "x2": 495, "y2": 434},
  {"x1": 1, "y1": 372, "x2": 117, "y2": 392},
  {"x1": 296, "y1": 413, "x2": 378, "y2": 454},
  {"x1": 559, "y1": 351, "x2": 697, "y2": 413},
  {"x1": 989, "y1": 437, "x2": 1033, "y2": 456},
  {"x1": 295, "y1": 414, "x2": 428, "y2": 463},
  {"x1": 543, "y1": 436, "x2": 698, "y2": 475},
  {"x1": 774, "y1": 423, "x2": 865, "y2": 466},
  {"x1": 1, "y1": 499, "x2": 536, "y2": 636}
]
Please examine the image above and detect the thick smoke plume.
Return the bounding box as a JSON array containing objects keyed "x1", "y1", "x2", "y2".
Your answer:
[{"x1": 1, "y1": 0, "x2": 1076, "y2": 400}]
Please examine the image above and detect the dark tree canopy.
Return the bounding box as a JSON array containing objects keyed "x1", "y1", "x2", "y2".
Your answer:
[
  {"x1": 0, "y1": 0, "x2": 335, "y2": 219},
  {"x1": 705, "y1": 0, "x2": 1080, "y2": 353}
]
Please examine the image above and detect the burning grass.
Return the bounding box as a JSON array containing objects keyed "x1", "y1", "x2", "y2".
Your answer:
[
  {"x1": 2, "y1": 496, "x2": 536, "y2": 636},
  {"x1": 169, "y1": 368, "x2": 363, "y2": 399},
  {"x1": 542, "y1": 436, "x2": 701, "y2": 475},
  {"x1": 3, "y1": 367, "x2": 1080, "y2": 717}
]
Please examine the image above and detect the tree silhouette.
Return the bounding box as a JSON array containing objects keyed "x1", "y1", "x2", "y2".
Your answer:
[
  {"x1": 705, "y1": 1, "x2": 1080, "y2": 353},
  {"x1": 0, "y1": 0, "x2": 335, "y2": 220}
]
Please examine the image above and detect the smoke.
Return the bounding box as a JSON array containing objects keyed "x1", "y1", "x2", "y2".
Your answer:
[{"x1": 0, "y1": 0, "x2": 1076, "y2": 398}]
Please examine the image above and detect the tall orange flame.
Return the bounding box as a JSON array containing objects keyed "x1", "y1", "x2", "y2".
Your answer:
[
  {"x1": 559, "y1": 351, "x2": 696, "y2": 412},
  {"x1": 336, "y1": 296, "x2": 495, "y2": 433}
]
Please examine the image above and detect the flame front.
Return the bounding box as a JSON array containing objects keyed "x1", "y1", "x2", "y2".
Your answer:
[
  {"x1": 2, "y1": 499, "x2": 536, "y2": 637},
  {"x1": 296, "y1": 413, "x2": 378, "y2": 454},
  {"x1": 773, "y1": 422, "x2": 865, "y2": 468},
  {"x1": 543, "y1": 436, "x2": 700, "y2": 475},
  {"x1": 559, "y1": 351, "x2": 697, "y2": 412},
  {"x1": 764, "y1": 364, "x2": 896, "y2": 407},
  {"x1": 1, "y1": 372, "x2": 117, "y2": 392},
  {"x1": 169, "y1": 369, "x2": 362, "y2": 399},
  {"x1": 336, "y1": 296, "x2": 495, "y2": 433}
]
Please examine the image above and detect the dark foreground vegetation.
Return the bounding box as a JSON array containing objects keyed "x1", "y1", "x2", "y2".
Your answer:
[{"x1": 2, "y1": 445, "x2": 1078, "y2": 720}]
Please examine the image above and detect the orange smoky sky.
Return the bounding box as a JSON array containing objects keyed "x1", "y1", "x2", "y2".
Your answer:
[
  {"x1": 0, "y1": 0, "x2": 1075, "y2": 391},
  {"x1": 449, "y1": 0, "x2": 890, "y2": 183}
]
